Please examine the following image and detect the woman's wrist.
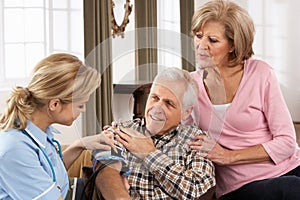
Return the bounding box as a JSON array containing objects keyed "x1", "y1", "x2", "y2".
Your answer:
[
  {"x1": 71, "y1": 138, "x2": 86, "y2": 151},
  {"x1": 228, "y1": 149, "x2": 237, "y2": 164}
]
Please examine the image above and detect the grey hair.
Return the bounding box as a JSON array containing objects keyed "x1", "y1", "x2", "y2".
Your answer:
[{"x1": 153, "y1": 67, "x2": 199, "y2": 110}]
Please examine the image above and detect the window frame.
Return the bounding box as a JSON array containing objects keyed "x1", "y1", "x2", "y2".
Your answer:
[{"x1": 0, "y1": 0, "x2": 83, "y2": 89}]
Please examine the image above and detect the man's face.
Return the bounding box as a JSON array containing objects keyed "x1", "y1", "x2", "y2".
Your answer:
[{"x1": 144, "y1": 81, "x2": 185, "y2": 136}]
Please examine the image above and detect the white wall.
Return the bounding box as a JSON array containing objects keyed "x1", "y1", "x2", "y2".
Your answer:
[
  {"x1": 0, "y1": 90, "x2": 10, "y2": 112},
  {"x1": 278, "y1": 0, "x2": 300, "y2": 122}
]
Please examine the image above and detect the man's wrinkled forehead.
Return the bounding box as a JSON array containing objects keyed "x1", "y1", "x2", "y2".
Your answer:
[{"x1": 152, "y1": 79, "x2": 186, "y2": 102}]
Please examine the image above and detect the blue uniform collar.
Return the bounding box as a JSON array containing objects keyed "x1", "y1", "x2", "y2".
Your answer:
[{"x1": 26, "y1": 120, "x2": 61, "y2": 148}]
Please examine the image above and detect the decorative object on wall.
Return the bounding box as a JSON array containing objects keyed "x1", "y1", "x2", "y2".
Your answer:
[{"x1": 111, "y1": 0, "x2": 133, "y2": 38}]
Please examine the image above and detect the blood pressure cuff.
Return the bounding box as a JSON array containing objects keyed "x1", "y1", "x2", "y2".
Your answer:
[{"x1": 92, "y1": 146, "x2": 130, "y2": 176}]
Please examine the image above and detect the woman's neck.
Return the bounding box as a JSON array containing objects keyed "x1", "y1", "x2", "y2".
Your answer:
[
  {"x1": 218, "y1": 63, "x2": 244, "y2": 78},
  {"x1": 30, "y1": 109, "x2": 52, "y2": 132}
]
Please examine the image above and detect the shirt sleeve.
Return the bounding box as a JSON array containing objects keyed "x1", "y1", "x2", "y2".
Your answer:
[
  {"x1": 262, "y1": 69, "x2": 297, "y2": 164},
  {"x1": 0, "y1": 143, "x2": 61, "y2": 200},
  {"x1": 143, "y1": 149, "x2": 215, "y2": 199}
]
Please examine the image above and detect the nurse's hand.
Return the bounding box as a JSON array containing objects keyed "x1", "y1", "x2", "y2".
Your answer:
[
  {"x1": 80, "y1": 133, "x2": 117, "y2": 152},
  {"x1": 64, "y1": 133, "x2": 116, "y2": 170}
]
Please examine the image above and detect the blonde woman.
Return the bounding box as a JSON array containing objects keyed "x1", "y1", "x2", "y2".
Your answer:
[{"x1": 0, "y1": 53, "x2": 119, "y2": 199}]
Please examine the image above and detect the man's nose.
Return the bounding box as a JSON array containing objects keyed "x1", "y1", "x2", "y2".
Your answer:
[{"x1": 151, "y1": 104, "x2": 164, "y2": 114}]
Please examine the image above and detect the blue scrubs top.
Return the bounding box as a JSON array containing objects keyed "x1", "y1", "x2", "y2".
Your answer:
[{"x1": 0, "y1": 121, "x2": 69, "y2": 199}]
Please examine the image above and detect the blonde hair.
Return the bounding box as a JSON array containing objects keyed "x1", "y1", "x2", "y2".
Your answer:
[
  {"x1": 191, "y1": 0, "x2": 255, "y2": 66},
  {"x1": 0, "y1": 53, "x2": 101, "y2": 131}
]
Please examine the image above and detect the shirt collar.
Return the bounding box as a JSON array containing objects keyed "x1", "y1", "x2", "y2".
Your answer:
[
  {"x1": 151, "y1": 128, "x2": 179, "y2": 148},
  {"x1": 26, "y1": 120, "x2": 61, "y2": 148}
]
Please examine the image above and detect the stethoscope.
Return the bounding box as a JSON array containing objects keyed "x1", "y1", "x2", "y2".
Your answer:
[{"x1": 22, "y1": 129, "x2": 63, "y2": 184}]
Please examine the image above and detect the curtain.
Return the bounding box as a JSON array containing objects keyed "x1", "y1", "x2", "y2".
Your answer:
[
  {"x1": 180, "y1": 0, "x2": 195, "y2": 72},
  {"x1": 83, "y1": 0, "x2": 113, "y2": 136},
  {"x1": 134, "y1": 0, "x2": 158, "y2": 81}
]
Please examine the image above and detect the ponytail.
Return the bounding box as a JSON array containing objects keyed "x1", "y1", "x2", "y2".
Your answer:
[
  {"x1": 0, "y1": 86, "x2": 35, "y2": 131},
  {"x1": 0, "y1": 53, "x2": 101, "y2": 132}
]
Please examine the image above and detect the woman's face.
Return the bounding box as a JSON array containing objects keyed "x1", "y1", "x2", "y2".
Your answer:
[
  {"x1": 194, "y1": 21, "x2": 233, "y2": 69},
  {"x1": 56, "y1": 96, "x2": 89, "y2": 126}
]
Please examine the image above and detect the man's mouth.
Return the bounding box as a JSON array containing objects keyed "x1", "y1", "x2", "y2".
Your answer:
[{"x1": 150, "y1": 114, "x2": 165, "y2": 122}]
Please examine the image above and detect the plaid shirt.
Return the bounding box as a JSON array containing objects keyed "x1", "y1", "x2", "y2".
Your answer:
[{"x1": 123, "y1": 123, "x2": 215, "y2": 200}]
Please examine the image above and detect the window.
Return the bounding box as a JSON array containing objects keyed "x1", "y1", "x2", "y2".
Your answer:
[
  {"x1": 246, "y1": 0, "x2": 282, "y2": 70},
  {"x1": 0, "y1": 0, "x2": 84, "y2": 89},
  {"x1": 246, "y1": 0, "x2": 300, "y2": 121},
  {"x1": 157, "y1": 0, "x2": 182, "y2": 71},
  {"x1": 112, "y1": 0, "x2": 182, "y2": 84}
]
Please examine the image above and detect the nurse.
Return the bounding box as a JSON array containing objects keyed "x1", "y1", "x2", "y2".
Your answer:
[{"x1": 0, "y1": 53, "x2": 117, "y2": 199}]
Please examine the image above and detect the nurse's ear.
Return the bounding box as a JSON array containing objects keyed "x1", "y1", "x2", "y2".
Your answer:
[{"x1": 48, "y1": 99, "x2": 61, "y2": 111}]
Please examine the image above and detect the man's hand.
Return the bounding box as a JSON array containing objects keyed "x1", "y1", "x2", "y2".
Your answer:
[{"x1": 115, "y1": 127, "x2": 156, "y2": 159}]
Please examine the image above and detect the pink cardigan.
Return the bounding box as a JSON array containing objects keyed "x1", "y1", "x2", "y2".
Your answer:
[{"x1": 187, "y1": 58, "x2": 300, "y2": 198}]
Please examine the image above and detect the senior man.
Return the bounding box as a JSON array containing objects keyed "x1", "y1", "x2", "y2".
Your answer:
[{"x1": 96, "y1": 67, "x2": 215, "y2": 200}]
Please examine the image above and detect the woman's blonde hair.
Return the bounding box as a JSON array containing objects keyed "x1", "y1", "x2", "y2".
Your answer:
[
  {"x1": 0, "y1": 53, "x2": 101, "y2": 131},
  {"x1": 191, "y1": 0, "x2": 255, "y2": 66}
]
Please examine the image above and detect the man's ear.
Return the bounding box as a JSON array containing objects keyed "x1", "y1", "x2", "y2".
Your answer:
[
  {"x1": 181, "y1": 106, "x2": 193, "y2": 120},
  {"x1": 48, "y1": 99, "x2": 61, "y2": 111}
]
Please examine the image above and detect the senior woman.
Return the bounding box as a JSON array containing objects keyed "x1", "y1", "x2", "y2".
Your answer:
[{"x1": 186, "y1": 1, "x2": 300, "y2": 200}]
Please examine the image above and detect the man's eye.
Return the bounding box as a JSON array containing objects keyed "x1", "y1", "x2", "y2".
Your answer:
[
  {"x1": 166, "y1": 101, "x2": 175, "y2": 108},
  {"x1": 151, "y1": 95, "x2": 159, "y2": 101}
]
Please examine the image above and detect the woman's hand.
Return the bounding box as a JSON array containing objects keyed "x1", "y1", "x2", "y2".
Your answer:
[
  {"x1": 64, "y1": 132, "x2": 116, "y2": 170},
  {"x1": 202, "y1": 142, "x2": 233, "y2": 165},
  {"x1": 190, "y1": 134, "x2": 273, "y2": 165},
  {"x1": 80, "y1": 133, "x2": 117, "y2": 152},
  {"x1": 189, "y1": 134, "x2": 233, "y2": 165}
]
